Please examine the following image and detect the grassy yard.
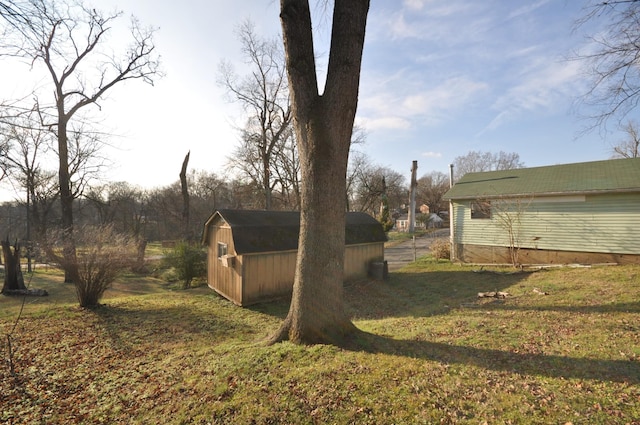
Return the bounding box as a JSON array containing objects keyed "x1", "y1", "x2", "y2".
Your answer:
[
  {"x1": 1, "y1": 259, "x2": 639, "y2": 424},
  {"x1": 385, "y1": 230, "x2": 430, "y2": 247}
]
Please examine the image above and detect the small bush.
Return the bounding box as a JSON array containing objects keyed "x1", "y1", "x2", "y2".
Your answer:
[
  {"x1": 47, "y1": 225, "x2": 137, "y2": 307},
  {"x1": 430, "y1": 237, "x2": 451, "y2": 261},
  {"x1": 162, "y1": 241, "x2": 206, "y2": 289}
]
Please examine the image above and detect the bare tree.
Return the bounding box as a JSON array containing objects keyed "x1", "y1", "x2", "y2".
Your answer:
[
  {"x1": 0, "y1": 0, "x2": 162, "y2": 281},
  {"x1": 611, "y1": 119, "x2": 640, "y2": 158},
  {"x1": 340, "y1": 128, "x2": 369, "y2": 211},
  {"x1": 0, "y1": 111, "x2": 51, "y2": 189},
  {"x1": 269, "y1": 0, "x2": 369, "y2": 345},
  {"x1": 453, "y1": 151, "x2": 524, "y2": 181},
  {"x1": 179, "y1": 151, "x2": 191, "y2": 240},
  {"x1": 83, "y1": 182, "x2": 146, "y2": 232},
  {"x1": 476, "y1": 197, "x2": 533, "y2": 267},
  {"x1": 189, "y1": 169, "x2": 236, "y2": 214},
  {"x1": 576, "y1": 1, "x2": 640, "y2": 129},
  {"x1": 0, "y1": 110, "x2": 58, "y2": 269},
  {"x1": 219, "y1": 20, "x2": 291, "y2": 210},
  {"x1": 271, "y1": 126, "x2": 301, "y2": 209},
  {"x1": 348, "y1": 156, "x2": 405, "y2": 216},
  {"x1": 346, "y1": 151, "x2": 368, "y2": 212},
  {"x1": 0, "y1": 129, "x2": 9, "y2": 182},
  {"x1": 417, "y1": 171, "x2": 449, "y2": 214}
]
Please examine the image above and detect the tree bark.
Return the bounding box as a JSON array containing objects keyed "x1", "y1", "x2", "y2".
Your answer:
[
  {"x1": 180, "y1": 151, "x2": 191, "y2": 241},
  {"x1": 269, "y1": 0, "x2": 369, "y2": 345},
  {"x1": 1, "y1": 240, "x2": 26, "y2": 293},
  {"x1": 57, "y1": 116, "x2": 79, "y2": 283},
  {"x1": 133, "y1": 238, "x2": 148, "y2": 273}
]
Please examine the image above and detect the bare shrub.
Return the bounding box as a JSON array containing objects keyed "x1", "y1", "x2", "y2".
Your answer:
[
  {"x1": 430, "y1": 238, "x2": 451, "y2": 261},
  {"x1": 46, "y1": 225, "x2": 137, "y2": 307}
]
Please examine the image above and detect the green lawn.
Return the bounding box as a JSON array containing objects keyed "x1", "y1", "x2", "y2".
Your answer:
[{"x1": 1, "y1": 259, "x2": 639, "y2": 424}]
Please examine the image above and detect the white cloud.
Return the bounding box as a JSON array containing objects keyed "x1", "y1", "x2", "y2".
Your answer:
[
  {"x1": 360, "y1": 76, "x2": 489, "y2": 132},
  {"x1": 482, "y1": 58, "x2": 583, "y2": 133},
  {"x1": 422, "y1": 151, "x2": 442, "y2": 158},
  {"x1": 360, "y1": 116, "x2": 412, "y2": 131},
  {"x1": 507, "y1": 0, "x2": 551, "y2": 20},
  {"x1": 383, "y1": 2, "x2": 492, "y2": 43},
  {"x1": 420, "y1": 77, "x2": 489, "y2": 114},
  {"x1": 403, "y1": 0, "x2": 425, "y2": 12}
]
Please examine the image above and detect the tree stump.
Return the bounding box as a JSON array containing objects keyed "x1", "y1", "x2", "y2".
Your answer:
[
  {"x1": 2, "y1": 239, "x2": 27, "y2": 294},
  {"x1": 2, "y1": 239, "x2": 48, "y2": 297}
]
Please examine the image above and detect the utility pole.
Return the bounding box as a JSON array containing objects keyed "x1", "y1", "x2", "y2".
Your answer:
[
  {"x1": 408, "y1": 160, "x2": 417, "y2": 233},
  {"x1": 449, "y1": 163, "x2": 455, "y2": 261}
]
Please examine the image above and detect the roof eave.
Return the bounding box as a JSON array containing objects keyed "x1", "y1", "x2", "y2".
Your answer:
[
  {"x1": 201, "y1": 211, "x2": 224, "y2": 245},
  {"x1": 444, "y1": 187, "x2": 640, "y2": 201}
]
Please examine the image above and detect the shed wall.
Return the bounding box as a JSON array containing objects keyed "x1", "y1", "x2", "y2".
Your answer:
[
  {"x1": 452, "y1": 192, "x2": 640, "y2": 263},
  {"x1": 242, "y1": 251, "x2": 297, "y2": 305},
  {"x1": 344, "y1": 243, "x2": 384, "y2": 280},
  {"x1": 206, "y1": 224, "x2": 243, "y2": 303},
  {"x1": 224, "y1": 239, "x2": 384, "y2": 305}
]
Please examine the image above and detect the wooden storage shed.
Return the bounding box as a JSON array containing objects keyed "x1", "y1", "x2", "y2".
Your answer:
[
  {"x1": 201, "y1": 209, "x2": 387, "y2": 306},
  {"x1": 443, "y1": 157, "x2": 640, "y2": 265}
]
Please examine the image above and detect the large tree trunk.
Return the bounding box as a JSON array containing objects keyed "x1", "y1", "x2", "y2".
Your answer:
[
  {"x1": 132, "y1": 238, "x2": 148, "y2": 273},
  {"x1": 58, "y1": 115, "x2": 79, "y2": 283},
  {"x1": 270, "y1": 0, "x2": 369, "y2": 345},
  {"x1": 1, "y1": 240, "x2": 26, "y2": 293}
]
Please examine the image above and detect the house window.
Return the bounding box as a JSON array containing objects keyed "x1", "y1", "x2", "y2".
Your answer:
[
  {"x1": 217, "y1": 242, "x2": 228, "y2": 258},
  {"x1": 471, "y1": 201, "x2": 491, "y2": 219}
]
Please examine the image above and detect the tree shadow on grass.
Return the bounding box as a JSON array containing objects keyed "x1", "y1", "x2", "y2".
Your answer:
[
  {"x1": 343, "y1": 330, "x2": 640, "y2": 385},
  {"x1": 252, "y1": 268, "x2": 640, "y2": 385},
  {"x1": 479, "y1": 300, "x2": 640, "y2": 315},
  {"x1": 250, "y1": 269, "x2": 531, "y2": 320},
  {"x1": 344, "y1": 270, "x2": 528, "y2": 319},
  {"x1": 246, "y1": 270, "x2": 527, "y2": 320},
  {"x1": 90, "y1": 303, "x2": 243, "y2": 351}
]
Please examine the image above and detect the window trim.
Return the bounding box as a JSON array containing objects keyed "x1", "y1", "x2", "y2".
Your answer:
[{"x1": 217, "y1": 242, "x2": 228, "y2": 259}]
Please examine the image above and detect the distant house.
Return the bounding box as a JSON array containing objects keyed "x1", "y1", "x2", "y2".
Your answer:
[
  {"x1": 443, "y1": 158, "x2": 640, "y2": 265},
  {"x1": 395, "y1": 211, "x2": 443, "y2": 231},
  {"x1": 395, "y1": 214, "x2": 410, "y2": 232},
  {"x1": 201, "y1": 209, "x2": 387, "y2": 306},
  {"x1": 426, "y1": 213, "x2": 444, "y2": 228}
]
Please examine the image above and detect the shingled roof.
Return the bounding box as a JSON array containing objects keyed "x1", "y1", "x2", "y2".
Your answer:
[
  {"x1": 202, "y1": 209, "x2": 387, "y2": 255},
  {"x1": 444, "y1": 157, "x2": 640, "y2": 200}
]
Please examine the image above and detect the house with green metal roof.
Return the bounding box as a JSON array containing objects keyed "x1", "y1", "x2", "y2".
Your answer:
[{"x1": 443, "y1": 157, "x2": 640, "y2": 265}]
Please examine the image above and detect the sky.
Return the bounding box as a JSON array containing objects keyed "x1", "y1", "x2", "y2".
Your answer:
[{"x1": 0, "y1": 0, "x2": 634, "y2": 201}]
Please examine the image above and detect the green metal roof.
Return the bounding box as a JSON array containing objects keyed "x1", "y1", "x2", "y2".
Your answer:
[{"x1": 443, "y1": 157, "x2": 640, "y2": 200}]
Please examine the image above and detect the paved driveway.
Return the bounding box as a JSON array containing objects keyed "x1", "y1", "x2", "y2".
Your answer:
[{"x1": 385, "y1": 229, "x2": 449, "y2": 271}]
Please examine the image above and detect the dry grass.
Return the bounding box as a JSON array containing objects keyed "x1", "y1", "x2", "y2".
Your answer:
[{"x1": 1, "y1": 260, "x2": 639, "y2": 424}]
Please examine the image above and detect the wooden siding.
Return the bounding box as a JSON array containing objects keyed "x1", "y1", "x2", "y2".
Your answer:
[
  {"x1": 452, "y1": 193, "x2": 640, "y2": 261},
  {"x1": 344, "y1": 243, "x2": 384, "y2": 280},
  {"x1": 206, "y1": 224, "x2": 243, "y2": 304},
  {"x1": 242, "y1": 251, "x2": 297, "y2": 305},
  {"x1": 236, "y1": 244, "x2": 383, "y2": 305}
]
